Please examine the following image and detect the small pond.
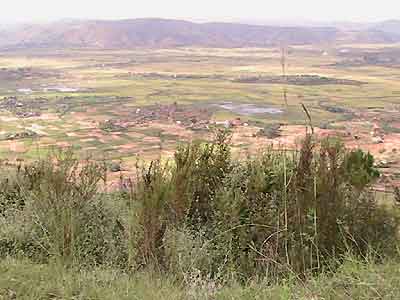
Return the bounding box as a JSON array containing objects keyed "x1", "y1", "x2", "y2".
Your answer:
[{"x1": 215, "y1": 102, "x2": 283, "y2": 116}]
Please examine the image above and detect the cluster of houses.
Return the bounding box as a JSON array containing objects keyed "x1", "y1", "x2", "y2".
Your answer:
[{"x1": 0, "y1": 96, "x2": 45, "y2": 118}]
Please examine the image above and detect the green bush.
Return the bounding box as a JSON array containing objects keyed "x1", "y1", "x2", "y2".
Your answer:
[
  {"x1": 0, "y1": 150, "x2": 127, "y2": 267},
  {"x1": 0, "y1": 135, "x2": 398, "y2": 281},
  {"x1": 209, "y1": 136, "x2": 398, "y2": 278},
  {"x1": 173, "y1": 129, "x2": 231, "y2": 226},
  {"x1": 129, "y1": 160, "x2": 172, "y2": 269}
]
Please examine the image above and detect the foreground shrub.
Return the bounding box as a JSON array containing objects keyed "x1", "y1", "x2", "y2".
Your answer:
[
  {"x1": 209, "y1": 136, "x2": 398, "y2": 278},
  {"x1": 0, "y1": 150, "x2": 127, "y2": 266},
  {"x1": 172, "y1": 129, "x2": 231, "y2": 226},
  {"x1": 126, "y1": 130, "x2": 232, "y2": 269},
  {"x1": 0, "y1": 163, "x2": 32, "y2": 216},
  {"x1": 129, "y1": 160, "x2": 172, "y2": 268},
  {"x1": 0, "y1": 134, "x2": 398, "y2": 280},
  {"x1": 131, "y1": 134, "x2": 398, "y2": 278}
]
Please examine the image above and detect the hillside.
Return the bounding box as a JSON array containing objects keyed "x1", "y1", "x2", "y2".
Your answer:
[
  {"x1": 0, "y1": 18, "x2": 340, "y2": 49},
  {"x1": 373, "y1": 20, "x2": 400, "y2": 35},
  {"x1": 1, "y1": 18, "x2": 400, "y2": 49}
]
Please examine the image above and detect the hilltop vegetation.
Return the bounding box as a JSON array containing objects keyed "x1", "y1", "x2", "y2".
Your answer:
[{"x1": 0, "y1": 132, "x2": 399, "y2": 298}]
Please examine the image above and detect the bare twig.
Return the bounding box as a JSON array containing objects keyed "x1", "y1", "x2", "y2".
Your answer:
[{"x1": 301, "y1": 103, "x2": 314, "y2": 135}]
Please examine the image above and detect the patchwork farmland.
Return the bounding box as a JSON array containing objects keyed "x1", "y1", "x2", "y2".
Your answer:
[{"x1": 1, "y1": 45, "x2": 400, "y2": 188}]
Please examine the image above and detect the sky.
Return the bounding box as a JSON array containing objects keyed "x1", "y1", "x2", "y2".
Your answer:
[{"x1": 2, "y1": 0, "x2": 400, "y2": 24}]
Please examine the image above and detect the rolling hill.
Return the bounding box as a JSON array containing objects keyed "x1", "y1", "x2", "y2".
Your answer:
[
  {"x1": 0, "y1": 18, "x2": 400, "y2": 49},
  {"x1": 0, "y1": 18, "x2": 339, "y2": 49},
  {"x1": 373, "y1": 20, "x2": 400, "y2": 37}
]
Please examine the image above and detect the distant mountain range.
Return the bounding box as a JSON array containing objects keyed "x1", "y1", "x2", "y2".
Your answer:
[
  {"x1": 0, "y1": 18, "x2": 400, "y2": 49},
  {"x1": 373, "y1": 20, "x2": 400, "y2": 36}
]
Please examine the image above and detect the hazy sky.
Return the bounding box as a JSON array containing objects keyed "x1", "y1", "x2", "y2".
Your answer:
[{"x1": 2, "y1": 0, "x2": 400, "y2": 24}]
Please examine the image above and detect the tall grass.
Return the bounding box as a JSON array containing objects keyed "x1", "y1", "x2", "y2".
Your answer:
[{"x1": 3, "y1": 255, "x2": 400, "y2": 300}]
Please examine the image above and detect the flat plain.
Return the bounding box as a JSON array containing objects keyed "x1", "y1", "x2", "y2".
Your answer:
[{"x1": 1, "y1": 44, "x2": 400, "y2": 186}]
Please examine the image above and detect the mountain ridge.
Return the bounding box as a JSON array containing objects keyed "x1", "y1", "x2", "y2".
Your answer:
[{"x1": 0, "y1": 18, "x2": 399, "y2": 49}]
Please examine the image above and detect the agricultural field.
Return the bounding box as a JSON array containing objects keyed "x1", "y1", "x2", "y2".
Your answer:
[{"x1": 1, "y1": 44, "x2": 400, "y2": 186}]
